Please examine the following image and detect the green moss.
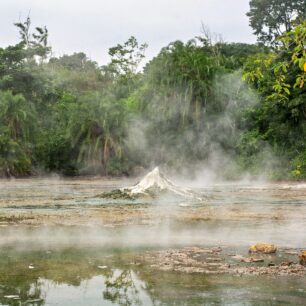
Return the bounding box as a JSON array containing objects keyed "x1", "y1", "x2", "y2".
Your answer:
[{"x1": 96, "y1": 189, "x2": 137, "y2": 200}]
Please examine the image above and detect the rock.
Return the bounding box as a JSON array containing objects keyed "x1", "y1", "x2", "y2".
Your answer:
[
  {"x1": 280, "y1": 261, "x2": 293, "y2": 266},
  {"x1": 250, "y1": 258, "x2": 264, "y2": 263},
  {"x1": 233, "y1": 256, "x2": 264, "y2": 263},
  {"x1": 249, "y1": 243, "x2": 277, "y2": 254},
  {"x1": 240, "y1": 258, "x2": 253, "y2": 263},
  {"x1": 141, "y1": 246, "x2": 306, "y2": 277},
  {"x1": 299, "y1": 250, "x2": 306, "y2": 266}
]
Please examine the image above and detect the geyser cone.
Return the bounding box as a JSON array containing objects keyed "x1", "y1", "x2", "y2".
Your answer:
[
  {"x1": 124, "y1": 167, "x2": 201, "y2": 199},
  {"x1": 127, "y1": 167, "x2": 175, "y2": 194},
  {"x1": 98, "y1": 167, "x2": 204, "y2": 201}
]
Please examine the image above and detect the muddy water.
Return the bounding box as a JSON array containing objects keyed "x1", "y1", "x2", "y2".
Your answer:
[{"x1": 0, "y1": 178, "x2": 306, "y2": 305}]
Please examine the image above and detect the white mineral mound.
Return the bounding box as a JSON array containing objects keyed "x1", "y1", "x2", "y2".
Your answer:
[{"x1": 124, "y1": 167, "x2": 201, "y2": 199}]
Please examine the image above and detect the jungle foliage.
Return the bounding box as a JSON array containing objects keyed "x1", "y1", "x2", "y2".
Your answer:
[{"x1": 0, "y1": 1, "x2": 305, "y2": 179}]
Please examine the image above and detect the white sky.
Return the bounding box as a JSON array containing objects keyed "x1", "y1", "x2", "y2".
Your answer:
[{"x1": 0, "y1": 0, "x2": 256, "y2": 65}]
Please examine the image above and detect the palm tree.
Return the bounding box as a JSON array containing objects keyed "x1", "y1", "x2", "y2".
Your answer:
[
  {"x1": 0, "y1": 91, "x2": 36, "y2": 176},
  {"x1": 66, "y1": 92, "x2": 126, "y2": 175}
]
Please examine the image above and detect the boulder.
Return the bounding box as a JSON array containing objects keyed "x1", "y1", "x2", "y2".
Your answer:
[
  {"x1": 249, "y1": 243, "x2": 277, "y2": 254},
  {"x1": 299, "y1": 251, "x2": 306, "y2": 266}
]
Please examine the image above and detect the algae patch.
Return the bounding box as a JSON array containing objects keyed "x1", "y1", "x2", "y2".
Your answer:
[{"x1": 96, "y1": 189, "x2": 139, "y2": 201}]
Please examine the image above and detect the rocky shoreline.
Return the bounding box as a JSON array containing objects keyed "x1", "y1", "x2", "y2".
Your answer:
[{"x1": 140, "y1": 246, "x2": 306, "y2": 277}]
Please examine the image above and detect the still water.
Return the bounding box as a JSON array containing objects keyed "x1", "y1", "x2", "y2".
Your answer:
[{"x1": 0, "y1": 178, "x2": 305, "y2": 305}]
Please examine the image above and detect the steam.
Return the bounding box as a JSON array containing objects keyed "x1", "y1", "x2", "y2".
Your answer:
[
  {"x1": 124, "y1": 70, "x2": 279, "y2": 182},
  {"x1": 0, "y1": 216, "x2": 305, "y2": 250},
  {"x1": 1, "y1": 177, "x2": 306, "y2": 251}
]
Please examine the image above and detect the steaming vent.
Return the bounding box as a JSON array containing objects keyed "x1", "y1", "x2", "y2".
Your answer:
[
  {"x1": 127, "y1": 167, "x2": 174, "y2": 193},
  {"x1": 123, "y1": 167, "x2": 203, "y2": 200},
  {"x1": 98, "y1": 167, "x2": 204, "y2": 201}
]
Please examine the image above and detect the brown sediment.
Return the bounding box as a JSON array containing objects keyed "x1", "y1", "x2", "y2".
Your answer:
[{"x1": 139, "y1": 247, "x2": 306, "y2": 276}]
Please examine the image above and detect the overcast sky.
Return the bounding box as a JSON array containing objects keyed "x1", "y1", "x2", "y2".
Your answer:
[{"x1": 0, "y1": 0, "x2": 256, "y2": 65}]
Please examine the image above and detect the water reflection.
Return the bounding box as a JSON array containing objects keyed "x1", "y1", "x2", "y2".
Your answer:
[
  {"x1": 103, "y1": 269, "x2": 153, "y2": 306},
  {"x1": 0, "y1": 248, "x2": 154, "y2": 306},
  {"x1": 39, "y1": 272, "x2": 152, "y2": 306},
  {"x1": 0, "y1": 248, "x2": 305, "y2": 305}
]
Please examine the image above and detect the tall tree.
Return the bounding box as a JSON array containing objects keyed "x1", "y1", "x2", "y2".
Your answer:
[
  {"x1": 108, "y1": 36, "x2": 147, "y2": 77},
  {"x1": 14, "y1": 16, "x2": 50, "y2": 60},
  {"x1": 247, "y1": 0, "x2": 306, "y2": 45}
]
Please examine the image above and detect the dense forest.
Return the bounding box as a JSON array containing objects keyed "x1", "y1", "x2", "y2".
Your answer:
[{"x1": 0, "y1": 0, "x2": 305, "y2": 179}]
